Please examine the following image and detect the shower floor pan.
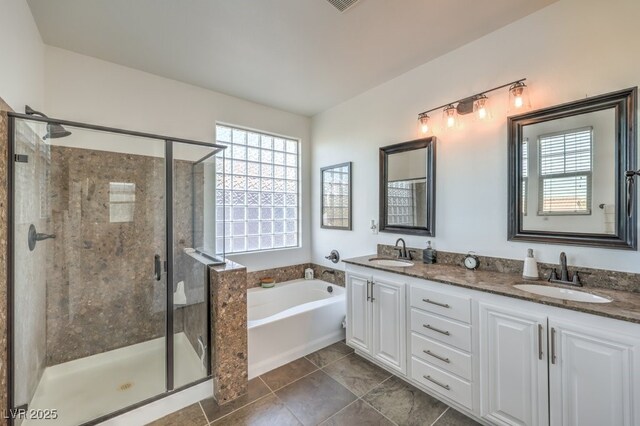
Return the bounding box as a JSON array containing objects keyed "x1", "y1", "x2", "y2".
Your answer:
[{"x1": 23, "y1": 332, "x2": 204, "y2": 425}]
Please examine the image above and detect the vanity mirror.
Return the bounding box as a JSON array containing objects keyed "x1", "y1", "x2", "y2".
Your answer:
[
  {"x1": 380, "y1": 137, "x2": 436, "y2": 236},
  {"x1": 508, "y1": 87, "x2": 637, "y2": 249},
  {"x1": 321, "y1": 162, "x2": 352, "y2": 230}
]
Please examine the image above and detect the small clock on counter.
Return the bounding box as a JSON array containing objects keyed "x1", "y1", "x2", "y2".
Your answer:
[{"x1": 463, "y1": 252, "x2": 480, "y2": 270}]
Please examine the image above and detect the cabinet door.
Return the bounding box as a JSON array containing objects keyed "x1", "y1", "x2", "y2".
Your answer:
[
  {"x1": 549, "y1": 319, "x2": 640, "y2": 426},
  {"x1": 479, "y1": 303, "x2": 548, "y2": 426},
  {"x1": 372, "y1": 277, "x2": 406, "y2": 374},
  {"x1": 346, "y1": 272, "x2": 371, "y2": 353}
]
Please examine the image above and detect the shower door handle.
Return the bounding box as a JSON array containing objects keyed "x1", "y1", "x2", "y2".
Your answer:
[{"x1": 154, "y1": 254, "x2": 162, "y2": 281}]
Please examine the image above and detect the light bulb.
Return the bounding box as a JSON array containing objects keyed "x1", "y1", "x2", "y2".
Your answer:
[
  {"x1": 447, "y1": 115, "x2": 455, "y2": 128},
  {"x1": 508, "y1": 81, "x2": 530, "y2": 113},
  {"x1": 514, "y1": 96, "x2": 523, "y2": 108},
  {"x1": 418, "y1": 114, "x2": 430, "y2": 134},
  {"x1": 474, "y1": 95, "x2": 490, "y2": 121},
  {"x1": 442, "y1": 105, "x2": 457, "y2": 130}
]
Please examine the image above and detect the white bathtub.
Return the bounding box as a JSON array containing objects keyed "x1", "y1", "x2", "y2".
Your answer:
[{"x1": 248, "y1": 279, "x2": 346, "y2": 378}]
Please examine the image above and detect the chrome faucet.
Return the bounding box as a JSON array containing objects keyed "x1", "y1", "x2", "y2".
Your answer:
[
  {"x1": 548, "y1": 251, "x2": 582, "y2": 286},
  {"x1": 393, "y1": 238, "x2": 414, "y2": 260}
]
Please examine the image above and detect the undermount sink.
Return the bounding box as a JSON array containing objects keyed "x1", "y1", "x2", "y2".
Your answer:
[
  {"x1": 514, "y1": 284, "x2": 612, "y2": 304},
  {"x1": 368, "y1": 257, "x2": 415, "y2": 268}
]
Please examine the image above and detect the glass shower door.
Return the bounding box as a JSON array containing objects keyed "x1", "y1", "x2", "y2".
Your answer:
[
  {"x1": 12, "y1": 117, "x2": 169, "y2": 425},
  {"x1": 171, "y1": 141, "x2": 224, "y2": 389}
]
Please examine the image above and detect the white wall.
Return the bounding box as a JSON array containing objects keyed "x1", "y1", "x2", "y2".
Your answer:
[
  {"x1": 0, "y1": 0, "x2": 45, "y2": 110},
  {"x1": 311, "y1": 0, "x2": 640, "y2": 274},
  {"x1": 0, "y1": 0, "x2": 47, "y2": 406},
  {"x1": 44, "y1": 46, "x2": 312, "y2": 271}
]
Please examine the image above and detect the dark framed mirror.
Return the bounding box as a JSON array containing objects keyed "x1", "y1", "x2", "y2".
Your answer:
[
  {"x1": 508, "y1": 87, "x2": 637, "y2": 250},
  {"x1": 321, "y1": 162, "x2": 352, "y2": 230},
  {"x1": 380, "y1": 137, "x2": 436, "y2": 236}
]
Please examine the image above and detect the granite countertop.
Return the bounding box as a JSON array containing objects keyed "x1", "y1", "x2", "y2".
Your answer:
[{"x1": 343, "y1": 255, "x2": 640, "y2": 324}]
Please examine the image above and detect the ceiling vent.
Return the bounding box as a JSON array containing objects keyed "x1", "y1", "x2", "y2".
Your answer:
[{"x1": 325, "y1": 0, "x2": 360, "y2": 12}]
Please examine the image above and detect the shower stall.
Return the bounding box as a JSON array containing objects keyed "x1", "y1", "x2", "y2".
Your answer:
[{"x1": 8, "y1": 112, "x2": 226, "y2": 425}]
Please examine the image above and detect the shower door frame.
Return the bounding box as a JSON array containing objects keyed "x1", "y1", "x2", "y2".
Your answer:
[{"x1": 6, "y1": 112, "x2": 226, "y2": 425}]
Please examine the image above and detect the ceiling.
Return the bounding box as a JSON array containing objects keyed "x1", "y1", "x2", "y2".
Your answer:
[{"x1": 27, "y1": 0, "x2": 556, "y2": 116}]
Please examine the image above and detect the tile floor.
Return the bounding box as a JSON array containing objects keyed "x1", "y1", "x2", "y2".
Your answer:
[{"x1": 149, "y1": 342, "x2": 481, "y2": 426}]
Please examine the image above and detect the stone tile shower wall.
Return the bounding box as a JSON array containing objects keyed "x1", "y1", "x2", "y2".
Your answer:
[
  {"x1": 45, "y1": 146, "x2": 202, "y2": 365},
  {"x1": 0, "y1": 107, "x2": 10, "y2": 422}
]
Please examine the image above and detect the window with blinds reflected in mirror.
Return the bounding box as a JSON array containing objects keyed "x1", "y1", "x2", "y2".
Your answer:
[{"x1": 520, "y1": 110, "x2": 612, "y2": 235}]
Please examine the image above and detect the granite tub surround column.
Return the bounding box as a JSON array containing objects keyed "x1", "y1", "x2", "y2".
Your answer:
[
  {"x1": 209, "y1": 260, "x2": 248, "y2": 404},
  {"x1": 377, "y1": 244, "x2": 640, "y2": 293}
]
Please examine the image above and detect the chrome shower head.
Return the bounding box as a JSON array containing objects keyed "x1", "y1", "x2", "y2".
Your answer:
[{"x1": 25, "y1": 105, "x2": 72, "y2": 139}]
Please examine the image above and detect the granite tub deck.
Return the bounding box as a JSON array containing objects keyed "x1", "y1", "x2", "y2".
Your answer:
[{"x1": 343, "y1": 255, "x2": 640, "y2": 324}]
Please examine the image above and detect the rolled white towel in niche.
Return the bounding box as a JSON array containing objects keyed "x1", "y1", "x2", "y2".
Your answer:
[{"x1": 174, "y1": 281, "x2": 187, "y2": 305}]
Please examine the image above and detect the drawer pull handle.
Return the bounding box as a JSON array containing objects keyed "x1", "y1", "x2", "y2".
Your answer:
[
  {"x1": 423, "y1": 298, "x2": 450, "y2": 308},
  {"x1": 423, "y1": 324, "x2": 450, "y2": 336},
  {"x1": 424, "y1": 350, "x2": 450, "y2": 363},
  {"x1": 551, "y1": 327, "x2": 557, "y2": 365},
  {"x1": 423, "y1": 375, "x2": 450, "y2": 390},
  {"x1": 538, "y1": 324, "x2": 543, "y2": 360}
]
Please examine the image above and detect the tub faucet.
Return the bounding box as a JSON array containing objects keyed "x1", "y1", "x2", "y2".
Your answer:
[
  {"x1": 394, "y1": 238, "x2": 413, "y2": 260},
  {"x1": 322, "y1": 270, "x2": 335, "y2": 278},
  {"x1": 321, "y1": 269, "x2": 336, "y2": 283}
]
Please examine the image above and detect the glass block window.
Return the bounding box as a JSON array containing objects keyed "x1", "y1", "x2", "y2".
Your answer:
[
  {"x1": 387, "y1": 181, "x2": 415, "y2": 226},
  {"x1": 215, "y1": 124, "x2": 300, "y2": 254},
  {"x1": 538, "y1": 127, "x2": 592, "y2": 215}
]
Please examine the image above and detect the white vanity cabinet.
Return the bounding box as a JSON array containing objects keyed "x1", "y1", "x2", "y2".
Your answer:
[
  {"x1": 479, "y1": 296, "x2": 640, "y2": 426},
  {"x1": 346, "y1": 272, "x2": 372, "y2": 353},
  {"x1": 346, "y1": 270, "x2": 406, "y2": 374},
  {"x1": 479, "y1": 303, "x2": 549, "y2": 426},
  {"x1": 409, "y1": 284, "x2": 474, "y2": 410},
  {"x1": 548, "y1": 318, "x2": 640, "y2": 426},
  {"x1": 345, "y1": 262, "x2": 640, "y2": 426}
]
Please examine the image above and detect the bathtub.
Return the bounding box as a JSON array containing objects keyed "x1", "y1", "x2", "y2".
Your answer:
[{"x1": 248, "y1": 279, "x2": 346, "y2": 378}]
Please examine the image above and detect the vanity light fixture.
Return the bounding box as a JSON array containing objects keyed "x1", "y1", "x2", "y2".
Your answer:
[
  {"x1": 508, "y1": 81, "x2": 530, "y2": 112},
  {"x1": 418, "y1": 112, "x2": 431, "y2": 134},
  {"x1": 474, "y1": 94, "x2": 491, "y2": 121},
  {"x1": 416, "y1": 78, "x2": 527, "y2": 133},
  {"x1": 443, "y1": 104, "x2": 458, "y2": 129}
]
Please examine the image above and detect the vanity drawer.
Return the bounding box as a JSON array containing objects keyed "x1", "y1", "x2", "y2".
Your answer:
[
  {"x1": 411, "y1": 332, "x2": 471, "y2": 381},
  {"x1": 410, "y1": 285, "x2": 471, "y2": 324},
  {"x1": 410, "y1": 309, "x2": 471, "y2": 352},
  {"x1": 411, "y1": 357, "x2": 472, "y2": 410}
]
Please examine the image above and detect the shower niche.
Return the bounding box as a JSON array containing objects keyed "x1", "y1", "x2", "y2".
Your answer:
[{"x1": 9, "y1": 113, "x2": 227, "y2": 425}]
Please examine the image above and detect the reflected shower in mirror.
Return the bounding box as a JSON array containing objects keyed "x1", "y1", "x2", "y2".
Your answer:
[
  {"x1": 380, "y1": 137, "x2": 436, "y2": 236},
  {"x1": 509, "y1": 87, "x2": 637, "y2": 249}
]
